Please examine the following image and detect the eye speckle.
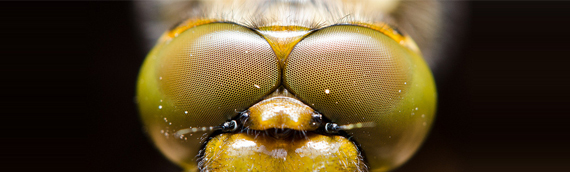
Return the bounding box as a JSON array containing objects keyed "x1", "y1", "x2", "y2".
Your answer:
[
  {"x1": 158, "y1": 105, "x2": 163, "y2": 109},
  {"x1": 254, "y1": 84, "x2": 260, "y2": 88},
  {"x1": 159, "y1": 76, "x2": 163, "y2": 80},
  {"x1": 184, "y1": 111, "x2": 188, "y2": 114},
  {"x1": 324, "y1": 89, "x2": 330, "y2": 94},
  {"x1": 398, "y1": 90, "x2": 401, "y2": 93}
]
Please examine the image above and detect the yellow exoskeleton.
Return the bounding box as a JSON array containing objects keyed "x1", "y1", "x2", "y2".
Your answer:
[{"x1": 135, "y1": 0, "x2": 460, "y2": 171}]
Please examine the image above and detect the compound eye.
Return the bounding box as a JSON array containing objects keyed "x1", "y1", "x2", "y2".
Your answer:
[
  {"x1": 158, "y1": 23, "x2": 280, "y2": 122},
  {"x1": 284, "y1": 25, "x2": 410, "y2": 123},
  {"x1": 283, "y1": 25, "x2": 436, "y2": 170},
  {"x1": 137, "y1": 23, "x2": 280, "y2": 168}
]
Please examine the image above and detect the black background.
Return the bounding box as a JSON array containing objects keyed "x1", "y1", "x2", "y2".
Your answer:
[{"x1": 1, "y1": 1, "x2": 569, "y2": 172}]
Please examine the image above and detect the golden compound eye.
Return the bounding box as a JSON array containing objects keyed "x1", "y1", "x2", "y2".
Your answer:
[
  {"x1": 137, "y1": 23, "x2": 280, "y2": 167},
  {"x1": 285, "y1": 25, "x2": 409, "y2": 122},
  {"x1": 159, "y1": 23, "x2": 280, "y2": 119},
  {"x1": 284, "y1": 25, "x2": 436, "y2": 170}
]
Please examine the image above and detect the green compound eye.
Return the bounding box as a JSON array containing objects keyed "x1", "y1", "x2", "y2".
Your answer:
[
  {"x1": 136, "y1": 23, "x2": 280, "y2": 169},
  {"x1": 284, "y1": 25, "x2": 437, "y2": 170}
]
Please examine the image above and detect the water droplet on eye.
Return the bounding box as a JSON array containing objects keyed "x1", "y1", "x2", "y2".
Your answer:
[
  {"x1": 159, "y1": 76, "x2": 163, "y2": 80},
  {"x1": 422, "y1": 114, "x2": 425, "y2": 118},
  {"x1": 245, "y1": 51, "x2": 248, "y2": 53},
  {"x1": 163, "y1": 118, "x2": 167, "y2": 122},
  {"x1": 415, "y1": 107, "x2": 419, "y2": 110},
  {"x1": 311, "y1": 103, "x2": 315, "y2": 106},
  {"x1": 158, "y1": 105, "x2": 162, "y2": 109},
  {"x1": 411, "y1": 112, "x2": 415, "y2": 116},
  {"x1": 179, "y1": 135, "x2": 184, "y2": 139},
  {"x1": 404, "y1": 82, "x2": 407, "y2": 85},
  {"x1": 184, "y1": 111, "x2": 188, "y2": 114},
  {"x1": 169, "y1": 122, "x2": 172, "y2": 125},
  {"x1": 398, "y1": 90, "x2": 401, "y2": 93},
  {"x1": 335, "y1": 102, "x2": 338, "y2": 104},
  {"x1": 160, "y1": 130, "x2": 164, "y2": 134},
  {"x1": 324, "y1": 89, "x2": 330, "y2": 94},
  {"x1": 254, "y1": 84, "x2": 260, "y2": 88}
]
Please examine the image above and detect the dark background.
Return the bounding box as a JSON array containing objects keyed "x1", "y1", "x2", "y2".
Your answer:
[{"x1": 1, "y1": 1, "x2": 569, "y2": 172}]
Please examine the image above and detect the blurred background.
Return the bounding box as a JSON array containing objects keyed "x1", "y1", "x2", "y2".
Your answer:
[{"x1": 1, "y1": 1, "x2": 569, "y2": 172}]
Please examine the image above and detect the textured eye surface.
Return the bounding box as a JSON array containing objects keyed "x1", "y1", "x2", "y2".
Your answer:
[
  {"x1": 137, "y1": 23, "x2": 279, "y2": 169},
  {"x1": 159, "y1": 23, "x2": 280, "y2": 123},
  {"x1": 284, "y1": 25, "x2": 436, "y2": 170},
  {"x1": 284, "y1": 25, "x2": 409, "y2": 123}
]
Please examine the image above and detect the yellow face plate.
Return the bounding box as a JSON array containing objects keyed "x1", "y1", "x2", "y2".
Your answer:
[
  {"x1": 201, "y1": 133, "x2": 365, "y2": 171},
  {"x1": 246, "y1": 96, "x2": 318, "y2": 131}
]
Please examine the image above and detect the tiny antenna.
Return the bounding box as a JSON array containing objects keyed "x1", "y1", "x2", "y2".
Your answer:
[
  {"x1": 325, "y1": 122, "x2": 376, "y2": 133},
  {"x1": 175, "y1": 120, "x2": 238, "y2": 137}
]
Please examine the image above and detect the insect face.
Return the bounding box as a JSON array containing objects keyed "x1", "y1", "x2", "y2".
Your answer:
[{"x1": 137, "y1": 1, "x2": 437, "y2": 171}]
